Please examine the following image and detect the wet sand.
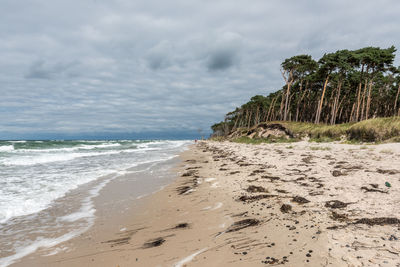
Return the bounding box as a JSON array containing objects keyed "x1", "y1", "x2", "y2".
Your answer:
[{"x1": 12, "y1": 141, "x2": 400, "y2": 266}]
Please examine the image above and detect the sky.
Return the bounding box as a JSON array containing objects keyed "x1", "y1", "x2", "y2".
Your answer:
[{"x1": 1, "y1": 0, "x2": 400, "y2": 139}]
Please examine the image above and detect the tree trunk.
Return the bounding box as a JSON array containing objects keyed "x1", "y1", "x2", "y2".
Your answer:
[
  {"x1": 360, "y1": 78, "x2": 368, "y2": 121},
  {"x1": 366, "y1": 80, "x2": 373, "y2": 120},
  {"x1": 255, "y1": 106, "x2": 260, "y2": 125},
  {"x1": 279, "y1": 91, "x2": 285, "y2": 120},
  {"x1": 315, "y1": 77, "x2": 329, "y2": 124},
  {"x1": 350, "y1": 102, "x2": 356, "y2": 123},
  {"x1": 295, "y1": 81, "x2": 307, "y2": 122},
  {"x1": 331, "y1": 81, "x2": 342, "y2": 125},
  {"x1": 247, "y1": 110, "x2": 252, "y2": 129},
  {"x1": 283, "y1": 82, "x2": 292, "y2": 121},
  {"x1": 394, "y1": 84, "x2": 400, "y2": 116}
]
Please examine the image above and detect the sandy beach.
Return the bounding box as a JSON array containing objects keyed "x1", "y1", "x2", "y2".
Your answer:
[{"x1": 12, "y1": 140, "x2": 400, "y2": 266}]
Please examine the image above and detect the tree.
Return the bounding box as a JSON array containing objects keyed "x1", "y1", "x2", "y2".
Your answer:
[
  {"x1": 211, "y1": 46, "x2": 400, "y2": 137},
  {"x1": 314, "y1": 52, "x2": 336, "y2": 124},
  {"x1": 281, "y1": 55, "x2": 316, "y2": 121}
]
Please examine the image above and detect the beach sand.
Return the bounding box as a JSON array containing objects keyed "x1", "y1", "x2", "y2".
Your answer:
[{"x1": 12, "y1": 141, "x2": 400, "y2": 266}]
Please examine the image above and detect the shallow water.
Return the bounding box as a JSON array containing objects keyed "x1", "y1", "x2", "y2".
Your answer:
[{"x1": 0, "y1": 140, "x2": 190, "y2": 267}]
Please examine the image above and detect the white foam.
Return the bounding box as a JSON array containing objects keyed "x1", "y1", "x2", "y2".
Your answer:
[
  {"x1": 42, "y1": 246, "x2": 68, "y2": 257},
  {"x1": 136, "y1": 194, "x2": 148, "y2": 199},
  {"x1": 0, "y1": 168, "x2": 115, "y2": 223},
  {"x1": 0, "y1": 227, "x2": 87, "y2": 267},
  {"x1": 59, "y1": 210, "x2": 94, "y2": 223},
  {"x1": 205, "y1": 178, "x2": 216, "y2": 182},
  {"x1": 60, "y1": 177, "x2": 113, "y2": 223},
  {"x1": 174, "y1": 248, "x2": 208, "y2": 267},
  {"x1": 18, "y1": 143, "x2": 121, "y2": 153},
  {"x1": 0, "y1": 177, "x2": 113, "y2": 267},
  {"x1": 1, "y1": 150, "x2": 122, "y2": 166},
  {"x1": 0, "y1": 145, "x2": 14, "y2": 152}
]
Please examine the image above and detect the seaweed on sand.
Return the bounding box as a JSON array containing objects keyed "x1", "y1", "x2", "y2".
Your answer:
[
  {"x1": 353, "y1": 217, "x2": 400, "y2": 226},
  {"x1": 291, "y1": 196, "x2": 310, "y2": 204},
  {"x1": 325, "y1": 200, "x2": 351, "y2": 209},
  {"x1": 177, "y1": 185, "x2": 193, "y2": 195},
  {"x1": 173, "y1": 223, "x2": 189, "y2": 229},
  {"x1": 181, "y1": 170, "x2": 198, "y2": 177},
  {"x1": 246, "y1": 185, "x2": 268, "y2": 193},
  {"x1": 238, "y1": 194, "x2": 276, "y2": 202},
  {"x1": 280, "y1": 204, "x2": 292, "y2": 213},
  {"x1": 330, "y1": 211, "x2": 348, "y2": 222},
  {"x1": 360, "y1": 186, "x2": 388, "y2": 194},
  {"x1": 142, "y1": 237, "x2": 166, "y2": 248},
  {"x1": 226, "y1": 219, "x2": 260, "y2": 233}
]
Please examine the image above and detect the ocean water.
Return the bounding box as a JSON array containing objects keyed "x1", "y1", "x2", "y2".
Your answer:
[{"x1": 0, "y1": 140, "x2": 190, "y2": 266}]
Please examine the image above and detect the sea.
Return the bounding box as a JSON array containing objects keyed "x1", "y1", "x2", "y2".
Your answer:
[{"x1": 0, "y1": 139, "x2": 190, "y2": 266}]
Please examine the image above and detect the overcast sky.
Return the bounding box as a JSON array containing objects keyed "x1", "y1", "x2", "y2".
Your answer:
[{"x1": 1, "y1": 0, "x2": 400, "y2": 139}]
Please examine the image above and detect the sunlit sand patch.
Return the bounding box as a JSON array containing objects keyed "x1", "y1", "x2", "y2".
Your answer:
[
  {"x1": 211, "y1": 202, "x2": 223, "y2": 210},
  {"x1": 205, "y1": 178, "x2": 216, "y2": 182},
  {"x1": 202, "y1": 202, "x2": 223, "y2": 211},
  {"x1": 210, "y1": 182, "x2": 220, "y2": 188},
  {"x1": 183, "y1": 189, "x2": 196, "y2": 195},
  {"x1": 174, "y1": 247, "x2": 208, "y2": 267}
]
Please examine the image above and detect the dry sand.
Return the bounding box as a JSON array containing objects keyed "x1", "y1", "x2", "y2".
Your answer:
[{"x1": 12, "y1": 141, "x2": 400, "y2": 266}]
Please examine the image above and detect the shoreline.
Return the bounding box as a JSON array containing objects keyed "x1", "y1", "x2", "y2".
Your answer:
[
  {"x1": 8, "y1": 156, "x2": 182, "y2": 267},
  {"x1": 11, "y1": 141, "x2": 400, "y2": 266}
]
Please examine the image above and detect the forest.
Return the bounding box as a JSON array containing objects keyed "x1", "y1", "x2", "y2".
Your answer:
[{"x1": 212, "y1": 46, "x2": 400, "y2": 136}]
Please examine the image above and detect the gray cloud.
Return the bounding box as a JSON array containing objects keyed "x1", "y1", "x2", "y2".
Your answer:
[
  {"x1": 25, "y1": 60, "x2": 79, "y2": 79},
  {"x1": 207, "y1": 49, "x2": 237, "y2": 71},
  {"x1": 206, "y1": 32, "x2": 242, "y2": 71},
  {"x1": 146, "y1": 41, "x2": 172, "y2": 70},
  {"x1": 1, "y1": 0, "x2": 400, "y2": 138}
]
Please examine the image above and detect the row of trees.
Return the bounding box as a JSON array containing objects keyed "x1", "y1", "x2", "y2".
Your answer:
[{"x1": 212, "y1": 46, "x2": 400, "y2": 136}]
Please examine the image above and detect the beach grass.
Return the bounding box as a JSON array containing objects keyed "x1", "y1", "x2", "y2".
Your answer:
[{"x1": 212, "y1": 117, "x2": 400, "y2": 143}]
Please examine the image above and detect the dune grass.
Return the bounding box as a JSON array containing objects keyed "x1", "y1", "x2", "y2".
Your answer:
[
  {"x1": 281, "y1": 121, "x2": 352, "y2": 140},
  {"x1": 346, "y1": 117, "x2": 400, "y2": 142},
  {"x1": 281, "y1": 117, "x2": 400, "y2": 142},
  {"x1": 224, "y1": 117, "x2": 400, "y2": 143}
]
